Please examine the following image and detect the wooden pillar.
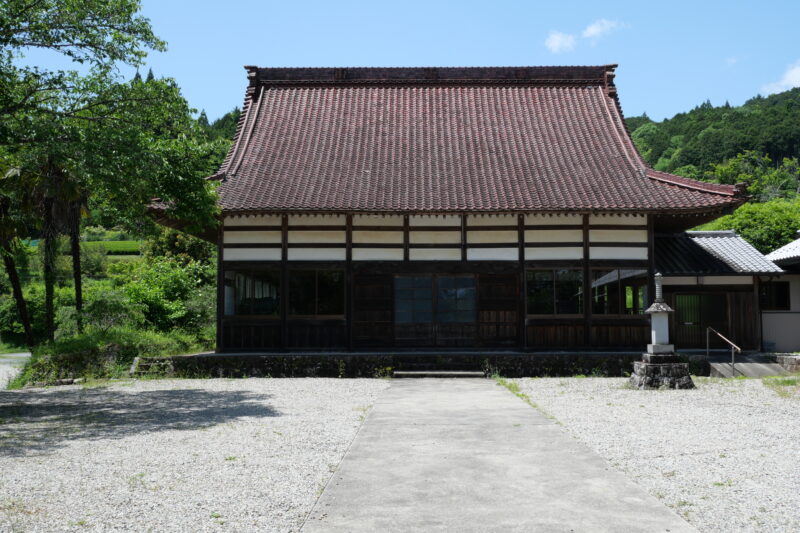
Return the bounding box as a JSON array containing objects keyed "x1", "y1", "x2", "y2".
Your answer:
[
  {"x1": 216, "y1": 220, "x2": 224, "y2": 353},
  {"x1": 518, "y1": 214, "x2": 526, "y2": 350},
  {"x1": 403, "y1": 214, "x2": 410, "y2": 261},
  {"x1": 754, "y1": 276, "x2": 763, "y2": 351},
  {"x1": 582, "y1": 214, "x2": 591, "y2": 347},
  {"x1": 346, "y1": 214, "x2": 353, "y2": 351},
  {"x1": 460, "y1": 213, "x2": 467, "y2": 262},
  {"x1": 280, "y1": 214, "x2": 288, "y2": 350}
]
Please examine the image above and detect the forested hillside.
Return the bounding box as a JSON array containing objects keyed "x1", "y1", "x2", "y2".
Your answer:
[{"x1": 626, "y1": 88, "x2": 800, "y2": 253}]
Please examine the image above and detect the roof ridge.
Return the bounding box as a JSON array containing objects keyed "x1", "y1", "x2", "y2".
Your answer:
[{"x1": 246, "y1": 65, "x2": 618, "y2": 88}]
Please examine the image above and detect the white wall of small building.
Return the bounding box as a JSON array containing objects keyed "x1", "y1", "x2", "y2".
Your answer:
[{"x1": 761, "y1": 273, "x2": 800, "y2": 352}]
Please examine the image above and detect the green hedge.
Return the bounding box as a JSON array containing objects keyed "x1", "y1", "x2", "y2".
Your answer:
[{"x1": 82, "y1": 240, "x2": 142, "y2": 255}]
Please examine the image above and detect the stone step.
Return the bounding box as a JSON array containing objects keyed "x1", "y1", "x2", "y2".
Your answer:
[{"x1": 392, "y1": 370, "x2": 486, "y2": 379}]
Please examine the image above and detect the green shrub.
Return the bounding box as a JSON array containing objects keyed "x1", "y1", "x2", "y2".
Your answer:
[
  {"x1": 80, "y1": 242, "x2": 108, "y2": 277},
  {"x1": 124, "y1": 257, "x2": 215, "y2": 331},
  {"x1": 9, "y1": 326, "x2": 209, "y2": 387}
]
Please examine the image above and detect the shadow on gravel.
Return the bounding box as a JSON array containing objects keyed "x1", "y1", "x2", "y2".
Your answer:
[{"x1": 0, "y1": 386, "x2": 279, "y2": 457}]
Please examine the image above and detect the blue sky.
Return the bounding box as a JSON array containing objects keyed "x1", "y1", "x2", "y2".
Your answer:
[{"x1": 22, "y1": 0, "x2": 800, "y2": 122}]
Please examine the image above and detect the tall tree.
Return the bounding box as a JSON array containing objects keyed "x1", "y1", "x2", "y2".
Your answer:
[{"x1": 0, "y1": 0, "x2": 218, "y2": 344}]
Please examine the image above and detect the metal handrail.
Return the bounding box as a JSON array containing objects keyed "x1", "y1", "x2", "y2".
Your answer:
[{"x1": 706, "y1": 327, "x2": 741, "y2": 377}]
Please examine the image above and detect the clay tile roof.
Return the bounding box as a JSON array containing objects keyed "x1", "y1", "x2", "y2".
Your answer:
[
  {"x1": 214, "y1": 65, "x2": 746, "y2": 215},
  {"x1": 656, "y1": 231, "x2": 782, "y2": 275},
  {"x1": 766, "y1": 234, "x2": 800, "y2": 265}
]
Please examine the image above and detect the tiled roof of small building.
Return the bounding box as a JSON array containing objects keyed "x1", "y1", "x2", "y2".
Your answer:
[
  {"x1": 214, "y1": 65, "x2": 746, "y2": 215},
  {"x1": 766, "y1": 235, "x2": 800, "y2": 265},
  {"x1": 656, "y1": 231, "x2": 782, "y2": 275}
]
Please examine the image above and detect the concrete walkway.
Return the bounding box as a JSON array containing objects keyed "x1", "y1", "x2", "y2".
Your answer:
[{"x1": 302, "y1": 379, "x2": 694, "y2": 532}]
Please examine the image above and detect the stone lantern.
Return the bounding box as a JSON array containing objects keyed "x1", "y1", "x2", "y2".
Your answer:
[{"x1": 630, "y1": 273, "x2": 694, "y2": 389}]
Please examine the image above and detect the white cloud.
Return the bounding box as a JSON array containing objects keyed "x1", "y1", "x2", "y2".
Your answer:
[
  {"x1": 725, "y1": 56, "x2": 739, "y2": 66},
  {"x1": 761, "y1": 61, "x2": 800, "y2": 95},
  {"x1": 582, "y1": 19, "x2": 624, "y2": 41},
  {"x1": 544, "y1": 31, "x2": 576, "y2": 53}
]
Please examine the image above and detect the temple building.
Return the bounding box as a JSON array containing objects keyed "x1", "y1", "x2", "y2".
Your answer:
[{"x1": 193, "y1": 65, "x2": 780, "y2": 352}]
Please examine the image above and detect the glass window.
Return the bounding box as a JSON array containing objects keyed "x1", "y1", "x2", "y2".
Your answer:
[
  {"x1": 592, "y1": 269, "x2": 648, "y2": 315},
  {"x1": 526, "y1": 271, "x2": 554, "y2": 314},
  {"x1": 555, "y1": 270, "x2": 583, "y2": 314},
  {"x1": 760, "y1": 281, "x2": 790, "y2": 311},
  {"x1": 436, "y1": 276, "x2": 476, "y2": 323},
  {"x1": 318, "y1": 271, "x2": 345, "y2": 315},
  {"x1": 289, "y1": 269, "x2": 345, "y2": 316},
  {"x1": 395, "y1": 276, "x2": 433, "y2": 323},
  {"x1": 526, "y1": 269, "x2": 582, "y2": 315},
  {"x1": 225, "y1": 269, "x2": 280, "y2": 316}
]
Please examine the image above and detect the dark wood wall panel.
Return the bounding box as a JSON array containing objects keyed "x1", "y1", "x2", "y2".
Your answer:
[
  {"x1": 591, "y1": 324, "x2": 649, "y2": 347},
  {"x1": 478, "y1": 273, "x2": 519, "y2": 347},
  {"x1": 287, "y1": 321, "x2": 347, "y2": 349},
  {"x1": 729, "y1": 291, "x2": 758, "y2": 349},
  {"x1": 222, "y1": 321, "x2": 281, "y2": 351},
  {"x1": 352, "y1": 273, "x2": 394, "y2": 347},
  {"x1": 526, "y1": 324, "x2": 585, "y2": 348}
]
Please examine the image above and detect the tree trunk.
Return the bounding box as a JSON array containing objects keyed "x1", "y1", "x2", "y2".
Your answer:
[
  {"x1": 0, "y1": 237, "x2": 34, "y2": 349},
  {"x1": 42, "y1": 196, "x2": 56, "y2": 343},
  {"x1": 69, "y1": 201, "x2": 83, "y2": 333}
]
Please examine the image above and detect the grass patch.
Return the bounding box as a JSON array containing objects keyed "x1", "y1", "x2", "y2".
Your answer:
[
  {"x1": 762, "y1": 373, "x2": 800, "y2": 398},
  {"x1": 494, "y1": 375, "x2": 559, "y2": 423},
  {"x1": 0, "y1": 342, "x2": 27, "y2": 355}
]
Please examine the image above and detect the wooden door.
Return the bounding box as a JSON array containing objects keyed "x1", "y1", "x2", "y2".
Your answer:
[{"x1": 674, "y1": 293, "x2": 728, "y2": 348}]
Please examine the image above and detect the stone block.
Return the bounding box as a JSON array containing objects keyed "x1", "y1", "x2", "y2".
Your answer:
[{"x1": 630, "y1": 361, "x2": 695, "y2": 389}]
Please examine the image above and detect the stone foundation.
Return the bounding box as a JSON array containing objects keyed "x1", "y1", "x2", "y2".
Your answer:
[
  {"x1": 775, "y1": 355, "x2": 800, "y2": 373},
  {"x1": 630, "y1": 355, "x2": 695, "y2": 389}
]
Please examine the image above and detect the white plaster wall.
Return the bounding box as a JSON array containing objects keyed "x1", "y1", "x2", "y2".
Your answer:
[
  {"x1": 353, "y1": 249, "x2": 404, "y2": 261},
  {"x1": 524, "y1": 229, "x2": 583, "y2": 243},
  {"x1": 762, "y1": 313, "x2": 800, "y2": 352},
  {"x1": 409, "y1": 248, "x2": 461, "y2": 260},
  {"x1": 467, "y1": 248, "x2": 518, "y2": 261},
  {"x1": 761, "y1": 274, "x2": 800, "y2": 351},
  {"x1": 466, "y1": 230, "x2": 518, "y2": 244},
  {"x1": 701, "y1": 276, "x2": 752, "y2": 285},
  {"x1": 409, "y1": 231, "x2": 461, "y2": 244},
  {"x1": 223, "y1": 231, "x2": 282, "y2": 244},
  {"x1": 352, "y1": 230, "x2": 404, "y2": 244},
  {"x1": 589, "y1": 229, "x2": 648, "y2": 243},
  {"x1": 524, "y1": 247, "x2": 583, "y2": 260},
  {"x1": 589, "y1": 247, "x2": 648, "y2": 260},
  {"x1": 223, "y1": 248, "x2": 282, "y2": 261},
  {"x1": 288, "y1": 248, "x2": 346, "y2": 260},
  {"x1": 287, "y1": 231, "x2": 346, "y2": 244}
]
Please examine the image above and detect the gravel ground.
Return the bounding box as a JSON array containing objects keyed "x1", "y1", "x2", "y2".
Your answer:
[
  {"x1": 513, "y1": 376, "x2": 800, "y2": 532},
  {"x1": 0, "y1": 378, "x2": 389, "y2": 532},
  {"x1": 0, "y1": 354, "x2": 28, "y2": 390}
]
